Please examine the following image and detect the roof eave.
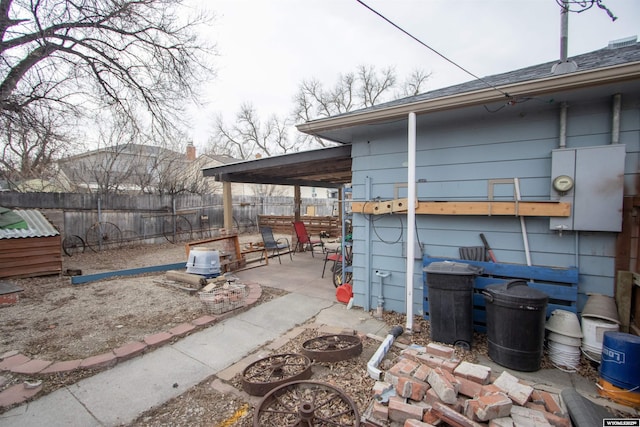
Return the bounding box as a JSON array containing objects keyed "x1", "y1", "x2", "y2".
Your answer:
[{"x1": 296, "y1": 61, "x2": 640, "y2": 136}]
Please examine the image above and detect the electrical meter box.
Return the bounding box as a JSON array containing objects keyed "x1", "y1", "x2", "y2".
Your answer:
[{"x1": 550, "y1": 145, "x2": 626, "y2": 232}]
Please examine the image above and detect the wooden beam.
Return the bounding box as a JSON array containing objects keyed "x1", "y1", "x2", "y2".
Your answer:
[
  {"x1": 351, "y1": 200, "x2": 571, "y2": 217},
  {"x1": 71, "y1": 262, "x2": 186, "y2": 285},
  {"x1": 616, "y1": 271, "x2": 634, "y2": 333},
  {"x1": 223, "y1": 181, "x2": 233, "y2": 230}
]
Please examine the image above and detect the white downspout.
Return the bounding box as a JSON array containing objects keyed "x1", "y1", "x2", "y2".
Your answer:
[{"x1": 406, "y1": 112, "x2": 417, "y2": 332}]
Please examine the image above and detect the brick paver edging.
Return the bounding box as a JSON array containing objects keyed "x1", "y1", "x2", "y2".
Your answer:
[{"x1": 0, "y1": 282, "x2": 262, "y2": 409}]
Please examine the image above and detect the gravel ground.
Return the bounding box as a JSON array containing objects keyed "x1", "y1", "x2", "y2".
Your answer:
[{"x1": 0, "y1": 237, "x2": 605, "y2": 425}]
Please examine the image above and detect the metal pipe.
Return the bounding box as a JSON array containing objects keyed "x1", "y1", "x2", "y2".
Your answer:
[
  {"x1": 406, "y1": 112, "x2": 417, "y2": 332},
  {"x1": 374, "y1": 270, "x2": 390, "y2": 319},
  {"x1": 559, "y1": 102, "x2": 568, "y2": 148},
  {"x1": 612, "y1": 93, "x2": 621, "y2": 144},
  {"x1": 560, "y1": 1, "x2": 569, "y2": 62},
  {"x1": 514, "y1": 178, "x2": 532, "y2": 266}
]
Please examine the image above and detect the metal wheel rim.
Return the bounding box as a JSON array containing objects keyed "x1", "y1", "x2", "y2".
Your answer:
[
  {"x1": 163, "y1": 215, "x2": 192, "y2": 243},
  {"x1": 301, "y1": 335, "x2": 363, "y2": 362},
  {"x1": 85, "y1": 222, "x2": 122, "y2": 252},
  {"x1": 62, "y1": 235, "x2": 85, "y2": 257},
  {"x1": 241, "y1": 353, "x2": 313, "y2": 396},
  {"x1": 254, "y1": 380, "x2": 360, "y2": 427},
  {"x1": 332, "y1": 265, "x2": 352, "y2": 288}
]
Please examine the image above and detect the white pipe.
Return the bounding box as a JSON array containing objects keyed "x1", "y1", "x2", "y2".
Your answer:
[
  {"x1": 514, "y1": 178, "x2": 532, "y2": 266},
  {"x1": 406, "y1": 112, "x2": 417, "y2": 332},
  {"x1": 612, "y1": 93, "x2": 621, "y2": 144},
  {"x1": 367, "y1": 326, "x2": 403, "y2": 380}
]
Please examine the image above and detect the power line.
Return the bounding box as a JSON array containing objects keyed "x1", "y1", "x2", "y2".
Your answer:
[{"x1": 355, "y1": 0, "x2": 511, "y2": 99}]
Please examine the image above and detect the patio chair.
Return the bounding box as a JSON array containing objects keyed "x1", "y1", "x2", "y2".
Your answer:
[
  {"x1": 322, "y1": 249, "x2": 342, "y2": 278},
  {"x1": 292, "y1": 221, "x2": 324, "y2": 257},
  {"x1": 260, "y1": 227, "x2": 292, "y2": 264}
]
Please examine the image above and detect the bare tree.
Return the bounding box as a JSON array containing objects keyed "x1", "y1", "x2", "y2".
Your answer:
[
  {"x1": 293, "y1": 65, "x2": 430, "y2": 124},
  {"x1": 208, "y1": 103, "x2": 295, "y2": 160},
  {"x1": 0, "y1": 103, "x2": 76, "y2": 189},
  {"x1": 1, "y1": 0, "x2": 213, "y2": 183},
  {"x1": 210, "y1": 65, "x2": 431, "y2": 158},
  {"x1": 398, "y1": 69, "x2": 432, "y2": 98},
  {"x1": 292, "y1": 65, "x2": 430, "y2": 147}
]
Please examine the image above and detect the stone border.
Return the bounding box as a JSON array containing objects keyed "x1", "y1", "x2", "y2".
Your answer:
[{"x1": 0, "y1": 282, "x2": 262, "y2": 408}]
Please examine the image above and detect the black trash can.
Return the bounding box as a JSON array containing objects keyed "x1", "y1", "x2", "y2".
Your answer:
[
  {"x1": 423, "y1": 261, "x2": 482, "y2": 348},
  {"x1": 483, "y1": 279, "x2": 548, "y2": 371}
]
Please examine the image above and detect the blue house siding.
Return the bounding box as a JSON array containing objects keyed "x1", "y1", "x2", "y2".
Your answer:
[{"x1": 349, "y1": 94, "x2": 639, "y2": 316}]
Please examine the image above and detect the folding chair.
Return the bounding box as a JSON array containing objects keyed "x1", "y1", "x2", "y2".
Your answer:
[
  {"x1": 292, "y1": 221, "x2": 324, "y2": 257},
  {"x1": 260, "y1": 227, "x2": 292, "y2": 264},
  {"x1": 322, "y1": 249, "x2": 342, "y2": 278}
]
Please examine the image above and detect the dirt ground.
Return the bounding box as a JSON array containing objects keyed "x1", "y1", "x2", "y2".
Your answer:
[{"x1": 0, "y1": 236, "x2": 605, "y2": 425}]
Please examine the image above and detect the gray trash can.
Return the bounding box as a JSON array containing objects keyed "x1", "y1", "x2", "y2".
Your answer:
[{"x1": 423, "y1": 261, "x2": 482, "y2": 348}]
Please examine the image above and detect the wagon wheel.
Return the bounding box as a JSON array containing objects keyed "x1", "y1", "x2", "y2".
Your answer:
[
  {"x1": 85, "y1": 222, "x2": 122, "y2": 252},
  {"x1": 301, "y1": 334, "x2": 362, "y2": 362},
  {"x1": 162, "y1": 215, "x2": 192, "y2": 243},
  {"x1": 62, "y1": 235, "x2": 86, "y2": 257},
  {"x1": 121, "y1": 230, "x2": 140, "y2": 248},
  {"x1": 254, "y1": 380, "x2": 360, "y2": 427},
  {"x1": 332, "y1": 264, "x2": 352, "y2": 288},
  {"x1": 241, "y1": 353, "x2": 313, "y2": 396}
]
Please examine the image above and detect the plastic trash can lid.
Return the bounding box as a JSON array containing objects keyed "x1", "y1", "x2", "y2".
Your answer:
[
  {"x1": 484, "y1": 279, "x2": 548, "y2": 304},
  {"x1": 423, "y1": 261, "x2": 483, "y2": 275}
]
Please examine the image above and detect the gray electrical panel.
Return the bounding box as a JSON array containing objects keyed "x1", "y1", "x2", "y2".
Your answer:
[{"x1": 550, "y1": 145, "x2": 626, "y2": 232}]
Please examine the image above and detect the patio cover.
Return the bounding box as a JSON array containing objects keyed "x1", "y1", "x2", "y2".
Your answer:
[{"x1": 202, "y1": 145, "x2": 351, "y2": 188}]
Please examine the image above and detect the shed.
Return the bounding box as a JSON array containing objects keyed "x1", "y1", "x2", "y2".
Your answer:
[{"x1": 0, "y1": 207, "x2": 62, "y2": 279}]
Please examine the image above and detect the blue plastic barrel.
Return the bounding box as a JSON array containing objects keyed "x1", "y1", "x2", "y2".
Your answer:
[{"x1": 599, "y1": 331, "x2": 640, "y2": 391}]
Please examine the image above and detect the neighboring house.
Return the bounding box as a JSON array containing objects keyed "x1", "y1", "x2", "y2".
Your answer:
[
  {"x1": 295, "y1": 39, "x2": 640, "y2": 318},
  {"x1": 56, "y1": 143, "x2": 236, "y2": 195},
  {"x1": 55, "y1": 143, "x2": 330, "y2": 199}
]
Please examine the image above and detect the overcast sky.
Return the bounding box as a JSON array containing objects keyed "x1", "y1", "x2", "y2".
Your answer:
[{"x1": 186, "y1": 0, "x2": 640, "y2": 147}]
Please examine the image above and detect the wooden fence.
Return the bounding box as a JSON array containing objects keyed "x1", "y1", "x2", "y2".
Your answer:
[
  {"x1": 258, "y1": 215, "x2": 341, "y2": 238},
  {"x1": 0, "y1": 192, "x2": 336, "y2": 245}
]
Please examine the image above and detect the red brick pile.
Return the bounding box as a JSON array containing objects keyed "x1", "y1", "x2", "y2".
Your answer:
[{"x1": 364, "y1": 343, "x2": 571, "y2": 427}]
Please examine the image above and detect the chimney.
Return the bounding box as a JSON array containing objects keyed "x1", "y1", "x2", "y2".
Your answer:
[{"x1": 186, "y1": 143, "x2": 196, "y2": 161}]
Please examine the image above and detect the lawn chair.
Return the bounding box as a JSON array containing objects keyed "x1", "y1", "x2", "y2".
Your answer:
[
  {"x1": 292, "y1": 221, "x2": 324, "y2": 257},
  {"x1": 322, "y1": 249, "x2": 342, "y2": 278},
  {"x1": 260, "y1": 227, "x2": 292, "y2": 264}
]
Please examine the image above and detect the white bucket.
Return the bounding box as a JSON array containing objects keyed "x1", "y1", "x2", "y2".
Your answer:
[
  {"x1": 546, "y1": 310, "x2": 583, "y2": 338},
  {"x1": 547, "y1": 340, "x2": 580, "y2": 371},
  {"x1": 548, "y1": 332, "x2": 582, "y2": 347},
  {"x1": 581, "y1": 316, "x2": 619, "y2": 361}
]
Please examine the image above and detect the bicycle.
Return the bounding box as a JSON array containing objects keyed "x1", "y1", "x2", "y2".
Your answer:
[{"x1": 332, "y1": 241, "x2": 352, "y2": 288}]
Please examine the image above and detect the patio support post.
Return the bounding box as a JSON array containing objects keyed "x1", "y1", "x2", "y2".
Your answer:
[
  {"x1": 406, "y1": 112, "x2": 417, "y2": 332},
  {"x1": 294, "y1": 185, "x2": 301, "y2": 221},
  {"x1": 223, "y1": 181, "x2": 234, "y2": 231}
]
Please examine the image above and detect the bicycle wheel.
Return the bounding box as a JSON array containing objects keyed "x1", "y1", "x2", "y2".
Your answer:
[
  {"x1": 163, "y1": 215, "x2": 192, "y2": 243},
  {"x1": 332, "y1": 264, "x2": 352, "y2": 288},
  {"x1": 62, "y1": 235, "x2": 86, "y2": 257},
  {"x1": 85, "y1": 222, "x2": 122, "y2": 252}
]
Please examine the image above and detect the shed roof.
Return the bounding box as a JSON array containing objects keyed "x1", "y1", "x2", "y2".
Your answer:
[{"x1": 0, "y1": 209, "x2": 60, "y2": 239}]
